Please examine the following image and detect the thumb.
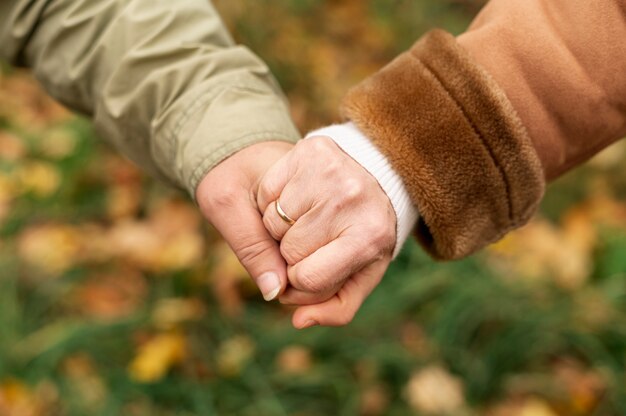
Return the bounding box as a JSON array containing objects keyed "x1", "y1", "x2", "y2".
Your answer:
[{"x1": 205, "y1": 192, "x2": 288, "y2": 301}]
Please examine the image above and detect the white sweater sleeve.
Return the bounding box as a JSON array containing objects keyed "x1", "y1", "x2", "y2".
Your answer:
[{"x1": 306, "y1": 122, "x2": 419, "y2": 258}]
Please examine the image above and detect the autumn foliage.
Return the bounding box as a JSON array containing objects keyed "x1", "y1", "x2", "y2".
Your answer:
[{"x1": 1, "y1": 1, "x2": 626, "y2": 415}]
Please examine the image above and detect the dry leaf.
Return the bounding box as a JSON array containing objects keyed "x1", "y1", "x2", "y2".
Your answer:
[
  {"x1": 360, "y1": 383, "x2": 390, "y2": 416},
  {"x1": 128, "y1": 332, "x2": 187, "y2": 383},
  {"x1": 551, "y1": 358, "x2": 605, "y2": 414},
  {"x1": 107, "y1": 199, "x2": 205, "y2": 271},
  {"x1": 0, "y1": 379, "x2": 59, "y2": 416},
  {"x1": 151, "y1": 298, "x2": 205, "y2": 329},
  {"x1": 39, "y1": 128, "x2": 77, "y2": 159},
  {"x1": 106, "y1": 184, "x2": 142, "y2": 220},
  {"x1": 216, "y1": 336, "x2": 255, "y2": 377},
  {"x1": 18, "y1": 224, "x2": 82, "y2": 276},
  {"x1": 73, "y1": 270, "x2": 147, "y2": 320},
  {"x1": 588, "y1": 140, "x2": 626, "y2": 169},
  {"x1": 209, "y1": 241, "x2": 250, "y2": 317},
  {"x1": 17, "y1": 161, "x2": 61, "y2": 198},
  {"x1": 0, "y1": 173, "x2": 18, "y2": 203},
  {"x1": 405, "y1": 365, "x2": 465, "y2": 415},
  {"x1": 62, "y1": 354, "x2": 106, "y2": 410},
  {"x1": 518, "y1": 398, "x2": 558, "y2": 416},
  {"x1": 0, "y1": 131, "x2": 27, "y2": 161},
  {"x1": 275, "y1": 345, "x2": 313, "y2": 375},
  {"x1": 488, "y1": 218, "x2": 594, "y2": 290}
]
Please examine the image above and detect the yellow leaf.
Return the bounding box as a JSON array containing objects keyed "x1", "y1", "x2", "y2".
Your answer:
[
  {"x1": 39, "y1": 128, "x2": 77, "y2": 159},
  {"x1": 405, "y1": 365, "x2": 465, "y2": 415},
  {"x1": 128, "y1": 332, "x2": 187, "y2": 383},
  {"x1": 216, "y1": 336, "x2": 255, "y2": 377},
  {"x1": 0, "y1": 379, "x2": 38, "y2": 416},
  {"x1": 18, "y1": 224, "x2": 81, "y2": 276},
  {"x1": 151, "y1": 298, "x2": 205, "y2": 329},
  {"x1": 487, "y1": 219, "x2": 593, "y2": 290},
  {"x1": 519, "y1": 398, "x2": 557, "y2": 416},
  {"x1": 18, "y1": 161, "x2": 61, "y2": 198},
  {"x1": 106, "y1": 184, "x2": 142, "y2": 220},
  {"x1": 0, "y1": 173, "x2": 18, "y2": 204}
]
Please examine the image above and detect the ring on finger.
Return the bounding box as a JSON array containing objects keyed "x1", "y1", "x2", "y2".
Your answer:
[{"x1": 275, "y1": 200, "x2": 296, "y2": 225}]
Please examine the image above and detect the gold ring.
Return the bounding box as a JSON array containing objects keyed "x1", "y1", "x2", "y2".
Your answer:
[{"x1": 275, "y1": 200, "x2": 295, "y2": 225}]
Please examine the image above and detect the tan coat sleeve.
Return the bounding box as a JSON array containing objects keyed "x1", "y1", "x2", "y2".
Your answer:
[
  {"x1": 0, "y1": 0, "x2": 300, "y2": 196},
  {"x1": 341, "y1": 0, "x2": 626, "y2": 260}
]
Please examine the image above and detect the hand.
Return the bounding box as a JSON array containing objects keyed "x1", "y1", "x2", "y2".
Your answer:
[
  {"x1": 257, "y1": 136, "x2": 396, "y2": 328},
  {"x1": 197, "y1": 141, "x2": 294, "y2": 301}
]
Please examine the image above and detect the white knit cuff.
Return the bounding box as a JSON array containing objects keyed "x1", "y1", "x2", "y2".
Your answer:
[{"x1": 306, "y1": 122, "x2": 419, "y2": 258}]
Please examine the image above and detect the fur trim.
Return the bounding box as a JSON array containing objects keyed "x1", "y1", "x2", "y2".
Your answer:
[{"x1": 341, "y1": 30, "x2": 545, "y2": 260}]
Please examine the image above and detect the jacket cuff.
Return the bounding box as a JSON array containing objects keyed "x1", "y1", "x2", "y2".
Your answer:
[
  {"x1": 155, "y1": 73, "x2": 301, "y2": 198},
  {"x1": 341, "y1": 29, "x2": 545, "y2": 260},
  {"x1": 306, "y1": 122, "x2": 419, "y2": 259}
]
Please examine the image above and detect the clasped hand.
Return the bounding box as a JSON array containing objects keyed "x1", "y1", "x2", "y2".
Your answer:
[{"x1": 197, "y1": 137, "x2": 396, "y2": 328}]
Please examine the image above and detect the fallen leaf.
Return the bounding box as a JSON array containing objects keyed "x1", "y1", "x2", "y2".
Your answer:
[
  {"x1": 488, "y1": 218, "x2": 594, "y2": 290},
  {"x1": 209, "y1": 241, "x2": 250, "y2": 317},
  {"x1": 18, "y1": 223, "x2": 82, "y2": 276},
  {"x1": 62, "y1": 354, "x2": 106, "y2": 410},
  {"x1": 360, "y1": 383, "x2": 390, "y2": 416},
  {"x1": 405, "y1": 365, "x2": 465, "y2": 415},
  {"x1": 275, "y1": 345, "x2": 313, "y2": 375},
  {"x1": 519, "y1": 398, "x2": 558, "y2": 416},
  {"x1": 128, "y1": 332, "x2": 187, "y2": 383},
  {"x1": 39, "y1": 127, "x2": 77, "y2": 159},
  {"x1": 216, "y1": 336, "x2": 255, "y2": 377},
  {"x1": 0, "y1": 131, "x2": 27, "y2": 161},
  {"x1": 106, "y1": 184, "x2": 142, "y2": 220},
  {"x1": 151, "y1": 298, "x2": 205, "y2": 329},
  {"x1": 17, "y1": 161, "x2": 61, "y2": 198},
  {"x1": 72, "y1": 270, "x2": 147, "y2": 320}
]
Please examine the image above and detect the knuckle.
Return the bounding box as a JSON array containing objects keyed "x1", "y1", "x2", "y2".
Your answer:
[
  {"x1": 310, "y1": 136, "x2": 335, "y2": 153},
  {"x1": 258, "y1": 180, "x2": 275, "y2": 207},
  {"x1": 342, "y1": 177, "x2": 365, "y2": 201},
  {"x1": 322, "y1": 159, "x2": 343, "y2": 178},
  {"x1": 368, "y1": 217, "x2": 395, "y2": 247},
  {"x1": 235, "y1": 238, "x2": 275, "y2": 269},
  {"x1": 280, "y1": 239, "x2": 305, "y2": 264},
  {"x1": 263, "y1": 214, "x2": 282, "y2": 241},
  {"x1": 294, "y1": 267, "x2": 327, "y2": 293},
  {"x1": 279, "y1": 239, "x2": 309, "y2": 265}
]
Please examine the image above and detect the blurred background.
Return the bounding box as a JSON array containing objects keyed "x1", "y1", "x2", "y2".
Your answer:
[{"x1": 1, "y1": 0, "x2": 626, "y2": 415}]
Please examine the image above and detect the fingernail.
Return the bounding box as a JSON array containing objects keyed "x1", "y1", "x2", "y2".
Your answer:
[
  {"x1": 258, "y1": 272, "x2": 281, "y2": 301},
  {"x1": 300, "y1": 319, "x2": 319, "y2": 329}
]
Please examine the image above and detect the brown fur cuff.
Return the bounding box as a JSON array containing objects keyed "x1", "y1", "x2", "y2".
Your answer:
[{"x1": 341, "y1": 30, "x2": 545, "y2": 260}]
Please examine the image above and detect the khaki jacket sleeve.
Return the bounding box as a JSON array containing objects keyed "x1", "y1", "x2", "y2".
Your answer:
[
  {"x1": 0, "y1": 0, "x2": 300, "y2": 196},
  {"x1": 340, "y1": 0, "x2": 626, "y2": 260}
]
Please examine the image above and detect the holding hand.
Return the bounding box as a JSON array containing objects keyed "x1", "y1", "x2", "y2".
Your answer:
[
  {"x1": 197, "y1": 141, "x2": 294, "y2": 302},
  {"x1": 257, "y1": 136, "x2": 397, "y2": 328}
]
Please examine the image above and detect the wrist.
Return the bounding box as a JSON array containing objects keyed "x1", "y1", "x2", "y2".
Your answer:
[
  {"x1": 306, "y1": 123, "x2": 419, "y2": 258},
  {"x1": 196, "y1": 141, "x2": 293, "y2": 214}
]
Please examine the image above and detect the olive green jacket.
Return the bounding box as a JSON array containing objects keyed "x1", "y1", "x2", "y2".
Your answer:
[{"x1": 0, "y1": 0, "x2": 300, "y2": 196}]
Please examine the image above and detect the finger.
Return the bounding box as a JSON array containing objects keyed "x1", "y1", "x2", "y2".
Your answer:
[
  {"x1": 291, "y1": 260, "x2": 389, "y2": 328},
  {"x1": 284, "y1": 234, "x2": 380, "y2": 294},
  {"x1": 210, "y1": 197, "x2": 287, "y2": 301},
  {"x1": 256, "y1": 151, "x2": 292, "y2": 214},
  {"x1": 277, "y1": 203, "x2": 341, "y2": 265},
  {"x1": 278, "y1": 286, "x2": 336, "y2": 306},
  {"x1": 262, "y1": 192, "x2": 312, "y2": 242}
]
